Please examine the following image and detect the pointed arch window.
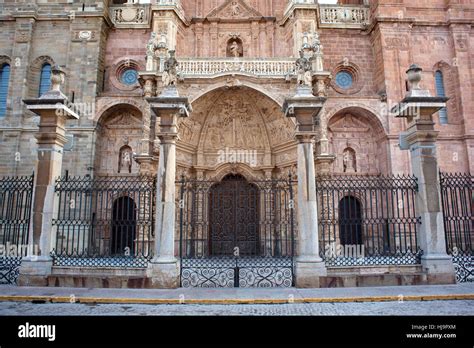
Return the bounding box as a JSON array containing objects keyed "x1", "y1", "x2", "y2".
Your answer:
[
  {"x1": 0, "y1": 63, "x2": 10, "y2": 117},
  {"x1": 435, "y1": 70, "x2": 448, "y2": 125},
  {"x1": 39, "y1": 63, "x2": 52, "y2": 97}
]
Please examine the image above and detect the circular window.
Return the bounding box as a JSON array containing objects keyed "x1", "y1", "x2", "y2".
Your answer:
[
  {"x1": 121, "y1": 69, "x2": 138, "y2": 85},
  {"x1": 335, "y1": 71, "x2": 353, "y2": 89}
]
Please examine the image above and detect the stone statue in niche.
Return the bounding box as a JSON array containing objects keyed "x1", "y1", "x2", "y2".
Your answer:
[
  {"x1": 295, "y1": 50, "x2": 312, "y2": 87},
  {"x1": 162, "y1": 50, "x2": 179, "y2": 87},
  {"x1": 343, "y1": 148, "x2": 357, "y2": 173},
  {"x1": 227, "y1": 40, "x2": 243, "y2": 58},
  {"x1": 119, "y1": 146, "x2": 133, "y2": 174}
]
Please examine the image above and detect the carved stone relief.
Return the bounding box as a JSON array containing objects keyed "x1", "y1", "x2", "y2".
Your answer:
[
  {"x1": 95, "y1": 110, "x2": 143, "y2": 176},
  {"x1": 328, "y1": 112, "x2": 385, "y2": 175}
]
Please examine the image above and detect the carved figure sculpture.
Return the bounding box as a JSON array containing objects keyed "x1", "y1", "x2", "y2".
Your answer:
[
  {"x1": 162, "y1": 50, "x2": 179, "y2": 87},
  {"x1": 119, "y1": 146, "x2": 133, "y2": 174},
  {"x1": 296, "y1": 50, "x2": 312, "y2": 87},
  {"x1": 343, "y1": 148, "x2": 357, "y2": 173},
  {"x1": 228, "y1": 40, "x2": 243, "y2": 58}
]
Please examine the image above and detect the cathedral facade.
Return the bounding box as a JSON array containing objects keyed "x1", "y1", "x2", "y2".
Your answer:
[{"x1": 0, "y1": 0, "x2": 472, "y2": 288}]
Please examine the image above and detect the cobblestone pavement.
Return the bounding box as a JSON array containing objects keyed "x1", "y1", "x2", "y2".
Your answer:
[{"x1": 0, "y1": 300, "x2": 473, "y2": 316}]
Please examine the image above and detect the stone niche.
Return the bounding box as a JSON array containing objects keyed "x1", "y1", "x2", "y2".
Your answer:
[
  {"x1": 95, "y1": 106, "x2": 143, "y2": 176},
  {"x1": 328, "y1": 110, "x2": 388, "y2": 175}
]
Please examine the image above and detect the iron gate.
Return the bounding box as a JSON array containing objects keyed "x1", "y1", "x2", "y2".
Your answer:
[
  {"x1": 316, "y1": 174, "x2": 422, "y2": 267},
  {"x1": 51, "y1": 175, "x2": 156, "y2": 268},
  {"x1": 0, "y1": 175, "x2": 34, "y2": 285},
  {"x1": 440, "y1": 172, "x2": 473, "y2": 283},
  {"x1": 178, "y1": 175, "x2": 295, "y2": 288}
]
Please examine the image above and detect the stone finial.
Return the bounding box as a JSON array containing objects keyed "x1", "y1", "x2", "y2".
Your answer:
[
  {"x1": 50, "y1": 65, "x2": 66, "y2": 93},
  {"x1": 406, "y1": 64, "x2": 423, "y2": 91}
]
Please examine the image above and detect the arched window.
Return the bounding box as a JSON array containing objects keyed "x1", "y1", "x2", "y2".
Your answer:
[
  {"x1": 38, "y1": 63, "x2": 52, "y2": 97},
  {"x1": 0, "y1": 63, "x2": 10, "y2": 117},
  {"x1": 435, "y1": 70, "x2": 448, "y2": 125}
]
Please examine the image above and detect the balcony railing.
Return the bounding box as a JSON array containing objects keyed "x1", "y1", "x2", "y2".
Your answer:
[
  {"x1": 176, "y1": 58, "x2": 296, "y2": 78},
  {"x1": 319, "y1": 5, "x2": 370, "y2": 28}
]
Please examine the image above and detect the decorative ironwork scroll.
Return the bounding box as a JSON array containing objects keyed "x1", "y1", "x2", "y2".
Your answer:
[
  {"x1": 0, "y1": 257, "x2": 22, "y2": 285},
  {"x1": 452, "y1": 254, "x2": 473, "y2": 283},
  {"x1": 180, "y1": 257, "x2": 293, "y2": 288}
]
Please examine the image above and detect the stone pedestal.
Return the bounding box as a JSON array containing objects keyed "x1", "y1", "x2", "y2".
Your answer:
[
  {"x1": 19, "y1": 69, "x2": 79, "y2": 286},
  {"x1": 315, "y1": 154, "x2": 336, "y2": 174},
  {"x1": 283, "y1": 89, "x2": 327, "y2": 288},
  {"x1": 146, "y1": 86, "x2": 191, "y2": 288},
  {"x1": 392, "y1": 65, "x2": 455, "y2": 284}
]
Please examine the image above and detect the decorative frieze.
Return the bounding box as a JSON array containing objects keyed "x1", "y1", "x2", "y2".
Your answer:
[
  {"x1": 110, "y1": 4, "x2": 151, "y2": 29},
  {"x1": 319, "y1": 5, "x2": 370, "y2": 29}
]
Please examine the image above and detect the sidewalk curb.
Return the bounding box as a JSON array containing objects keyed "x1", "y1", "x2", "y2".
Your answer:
[{"x1": 0, "y1": 294, "x2": 472, "y2": 305}]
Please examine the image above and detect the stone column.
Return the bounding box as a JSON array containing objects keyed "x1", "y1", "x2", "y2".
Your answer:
[
  {"x1": 146, "y1": 86, "x2": 191, "y2": 288},
  {"x1": 18, "y1": 66, "x2": 79, "y2": 286},
  {"x1": 283, "y1": 92, "x2": 327, "y2": 287},
  {"x1": 392, "y1": 64, "x2": 455, "y2": 284}
]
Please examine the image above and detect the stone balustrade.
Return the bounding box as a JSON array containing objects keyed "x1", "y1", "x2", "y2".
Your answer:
[
  {"x1": 176, "y1": 58, "x2": 297, "y2": 78},
  {"x1": 319, "y1": 5, "x2": 370, "y2": 28}
]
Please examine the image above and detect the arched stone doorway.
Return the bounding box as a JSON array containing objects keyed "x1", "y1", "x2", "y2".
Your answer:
[
  {"x1": 95, "y1": 104, "x2": 143, "y2": 176},
  {"x1": 338, "y1": 196, "x2": 363, "y2": 246},
  {"x1": 111, "y1": 196, "x2": 137, "y2": 255},
  {"x1": 208, "y1": 174, "x2": 259, "y2": 256},
  {"x1": 327, "y1": 108, "x2": 388, "y2": 175}
]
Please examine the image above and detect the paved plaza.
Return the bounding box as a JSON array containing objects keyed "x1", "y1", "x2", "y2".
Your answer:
[
  {"x1": 0, "y1": 299, "x2": 473, "y2": 316},
  {"x1": 0, "y1": 283, "x2": 473, "y2": 316}
]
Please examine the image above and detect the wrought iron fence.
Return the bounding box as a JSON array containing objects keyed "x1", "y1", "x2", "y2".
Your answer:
[
  {"x1": 178, "y1": 175, "x2": 296, "y2": 287},
  {"x1": 51, "y1": 175, "x2": 156, "y2": 268},
  {"x1": 316, "y1": 174, "x2": 422, "y2": 267},
  {"x1": 0, "y1": 175, "x2": 34, "y2": 284},
  {"x1": 440, "y1": 172, "x2": 473, "y2": 283}
]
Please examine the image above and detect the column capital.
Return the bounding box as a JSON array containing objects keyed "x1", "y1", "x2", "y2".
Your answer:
[
  {"x1": 283, "y1": 95, "x2": 326, "y2": 133},
  {"x1": 157, "y1": 132, "x2": 180, "y2": 144},
  {"x1": 146, "y1": 87, "x2": 192, "y2": 119},
  {"x1": 295, "y1": 131, "x2": 317, "y2": 143}
]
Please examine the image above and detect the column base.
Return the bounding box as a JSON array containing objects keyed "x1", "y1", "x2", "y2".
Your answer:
[
  {"x1": 18, "y1": 257, "x2": 52, "y2": 287},
  {"x1": 146, "y1": 258, "x2": 180, "y2": 289},
  {"x1": 421, "y1": 254, "x2": 456, "y2": 284},
  {"x1": 295, "y1": 259, "x2": 327, "y2": 288}
]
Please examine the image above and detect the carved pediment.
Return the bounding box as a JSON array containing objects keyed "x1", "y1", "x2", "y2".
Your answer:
[
  {"x1": 206, "y1": 0, "x2": 263, "y2": 20},
  {"x1": 329, "y1": 114, "x2": 370, "y2": 133}
]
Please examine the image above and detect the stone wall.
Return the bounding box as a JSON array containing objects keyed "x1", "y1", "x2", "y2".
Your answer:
[{"x1": 0, "y1": 0, "x2": 472, "y2": 179}]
